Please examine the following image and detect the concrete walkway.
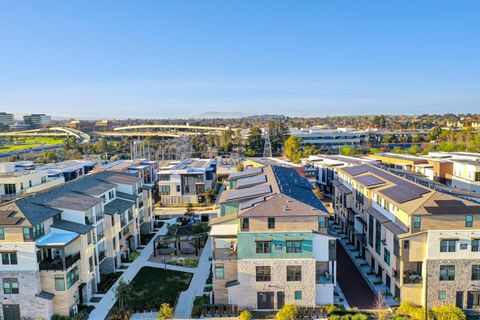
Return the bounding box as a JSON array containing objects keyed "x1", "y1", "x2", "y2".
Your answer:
[{"x1": 88, "y1": 218, "x2": 175, "y2": 320}]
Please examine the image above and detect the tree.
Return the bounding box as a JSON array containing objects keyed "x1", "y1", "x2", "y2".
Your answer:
[
  {"x1": 246, "y1": 126, "x2": 263, "y2": 156},
  {"x1": 236, "y1": 162, "x2": 244, "y2": 172},
  {"x1": 157, "y1": 303, "x2": 173, "y2": 320},
  {"x1": 238, "y1": 310, "x2": 253, "y2": 320},
  {"x1": 431, "y1": 305, "x2": 465, "y2": 320},
  {"x1": 205, "y1": 188, "x2": 215, "y2": 204},
  {"x1": 373, "y1": 293, "x2": 387, "y2": 320},
  {"x1": 185, "y1": 202, "x2": 194, "y2": 216},
  {"x1": 275, "y1": 304, "x2": 298, "y2": 320},
  {"x1": 268, "y1": 120, "x2": 289, "y2": 154},
  {"x1": 339, "y1": 146, "x2": 356, "y2": 156},
  {"x1": 284, "y1": 136, "x2": 302, "y2": 163},
  {"x1": 115, "y1": 279, "x2": 135, "y2": 310}
]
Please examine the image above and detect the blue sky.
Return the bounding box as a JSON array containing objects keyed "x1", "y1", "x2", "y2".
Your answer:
[{"x1": 0, "y1": 1, "x2": 479, "y2": 118}]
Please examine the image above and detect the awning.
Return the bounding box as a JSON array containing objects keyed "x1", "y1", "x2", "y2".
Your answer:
[{"x1": 210, "y1": 224, "x2": 238, "y2": 237}]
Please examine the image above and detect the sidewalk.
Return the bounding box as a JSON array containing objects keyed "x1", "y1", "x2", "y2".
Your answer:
[{"x1": 88, "y1": 218, "x2": 176, "y2": 320}]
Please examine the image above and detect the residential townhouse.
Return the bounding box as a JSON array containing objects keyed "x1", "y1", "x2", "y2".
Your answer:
[
  {"x1": 0, "y1": 170, "x2": 154, "y2": 319},
  {"x1": 211, "y1": 165, "x2": 336, "y2": 311},
  {"x1": 334, "y1": 164, "x2": 480, "y2": 310},
  {"x1": 39, "y1": 160, "x2": 96, "y2": 182},
  {"x1": 157, "y1": 158, "x2": 217, "y2": 206}
]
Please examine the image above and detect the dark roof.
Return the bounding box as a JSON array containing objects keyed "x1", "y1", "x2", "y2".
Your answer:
[
  {"x1": 104, "y1": 199, "x2": 134, "y2": 215},
  {"x1": 116, "y1": 192, "x2": 137, "y2": 201},
  {"x1": 14, "y1": 199, "x2": 62, "y2": 225},
  {"x1": 42, "y1": 192, "x2": 103, "y2": 211},
  {"x1": 66, "y1": 180, "x2": 115, "y2": 196},
  {"x1": 229, "y1": 167, "x2": 263, "y2": 180},
  {"x1": 51, "y1": 220, "x2": 94, "y2": 234},
  {"x1": 95, "y1": 171, "x2": 141, "y2": 185}
]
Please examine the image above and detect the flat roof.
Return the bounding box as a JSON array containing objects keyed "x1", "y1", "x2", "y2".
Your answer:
[{"x1": 36, "y1": 230, "x2": 79, "y2": 247}]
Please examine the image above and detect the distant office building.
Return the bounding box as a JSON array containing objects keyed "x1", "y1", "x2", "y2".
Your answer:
[
  {"x1": 290, "y1": 127, "x2": 369, "y2": 151},
  {"x1": 157, "y1": 158, "x2": 217, "y2": 205},
  {"x1": 23, "y1": 114, "x2": 52, "y2": 129},
  {"x1": 0, "y1": 112, "x2": 14, "y2": 126}
]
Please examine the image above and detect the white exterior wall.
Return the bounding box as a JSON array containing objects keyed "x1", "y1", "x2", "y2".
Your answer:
[{"x1": 426, "y1": 230, "x2": 480, "y2": 260}]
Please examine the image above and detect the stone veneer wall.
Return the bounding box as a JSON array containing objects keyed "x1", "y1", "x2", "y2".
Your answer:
[
  {"x1": 426, "y1": 259, "x2": 480, "y2": 309},
  {"x1": 228, "y1": 259, "x2": 316, "y2": 310},
  {"x1": 0, "y1": 271, "x2": 54, "y2": 319},
  {"x1": 213, "y1": 259, "x2": 238, "y2": 304}
]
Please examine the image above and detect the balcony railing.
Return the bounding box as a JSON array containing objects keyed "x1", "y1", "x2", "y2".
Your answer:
[
  {"x1": 98, "y1": 250, "x2": 106, "y2": 262},
  {"x1": 213, "y1": 248, "x2": 237, "y2": 260},
  {"x1": 39, "y1": 253, "x2": 81, "y2": 271},
  {"x1": 316, "y1": 275, "x2": 334, "y2": 284},
  {"x1": 403, "y1": 272, "x2": 422, "y2": 284},
  {"x1": 95, "y1": 212, "x2": 104, "y2": 223},
  {"x1": 95, "y1": 231, "x2": 105, "y2": 244}
]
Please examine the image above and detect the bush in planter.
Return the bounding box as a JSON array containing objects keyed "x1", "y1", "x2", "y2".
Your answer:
[
  {"x1": 238, "y1": 310, "x2": 253, "y2": 320},
  {"x1": 276, "y1": 304, "x2": 298, "y2": 320}
]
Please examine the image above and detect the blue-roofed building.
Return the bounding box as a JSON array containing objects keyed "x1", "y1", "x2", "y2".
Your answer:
[{"x1": 211, "y1": 165, "x2": 336, "y2": 310}]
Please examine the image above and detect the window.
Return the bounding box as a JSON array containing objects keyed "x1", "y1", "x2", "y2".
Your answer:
[
  {"x1": 460, "y1": 243, "x2": 468, "y2": 250},
  {"x1": 55, "y1": 276, "x2": 65, "y2": 291},
  {"x1": 159, "y1": 186, "x2": 171, "y2": 194},
  {"x1": 158, "y1": 174, "x2": 170, "y2": 181},
  {"x1": 3, "y1": 278, "x2": 19, "y2": 294},
  {"x1": 256, "y1": 241, "x2": 271, "y2": 254},
  {"x1": 473, "y1": 265, "x2": 480, "y2": 281},
  {"x1": 23, "y1": 223, "x2": 45, "y2": 241},
  {"x1": 286, "y1": 241, "x2": 302, "y2": 253},
  {"x1": 66, "y1": 266, "x2": 79, "y2": 288},
  {"x1": 368, "y1": 215, "x2": 374, "y2": 246},
  {"x1": 0, "y1": 227, "x2": 4, "y2": 240},
  {"x1": 89, "y1": 256, "x2": 94, "y2": 272},
  {"x1": 439, "y1": 290, "x2": 446, "y2": 301},
  {"x1": 267, "y1": 217, "x2": 275, "y2": 229},
  {"x1": 439, "y1": 265, "x2": 455, "y2": 281},
  {"x1": 287, "y1": 265, "x2": 302, "y2": 281},
  {"x1": 403, "y1": 240, "x2": 410, "y2": 250},
  {"x1": 176, "y1": 185, "x2": 180, "y2": 192},
  {"x1": 466, "y1": 215, "x2": 473, "y2": 227},
  {"x1": 294, "y1": 291, "x2": 302, "y2": 300},
  {"x1": 2, "y1": 252, "x2": 17, "y2": 265},
  {"x1": 256, "y1": 266, "x2": 271, "y2": 282},
  {"x1": 101, "y1": 195, "x2": 106, "y2": 203},
  {"x1": 109, "y1": 190, "x2": 115, "y2": 200},
  {"x1": 375, "y1": 219, "x2": 381, "y2": 255},
  {"x1": 318, "y1": 216, "x2": 326, "y2": 229},
  {"x1": 4, "y1": 184, "x2": 16, "y2": 195},
  {"x1": 241, "y1": 218, "x2": 249, "y2": 231},
  {"x1": 413, "y1": 216, "x2": 421, "y2": 229},
  {"x1": 384, "y1": 248, "x2": 391, "y2": 266},
  {"x1": 473, "y1": 239, "x2": 480, "y2": 252},
  {"x1": 215, "y1": 264, "x2": 224, "y2": 279},
  {"x1": 440, "y1": 239, "x2": 457, "y2": 252}
]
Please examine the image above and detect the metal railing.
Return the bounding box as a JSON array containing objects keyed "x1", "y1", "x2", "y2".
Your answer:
[{"x1": 39, "y1": 253, "x2": 80, "y2": 271}]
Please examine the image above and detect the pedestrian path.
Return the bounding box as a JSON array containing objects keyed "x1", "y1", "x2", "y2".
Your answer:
[{"x1": 88, "y1": 218, "x2": 175, "y2": 320}]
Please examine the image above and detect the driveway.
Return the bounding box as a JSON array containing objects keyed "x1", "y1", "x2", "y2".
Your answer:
[{"x1": 336, "y1": 243, "x2": 376, "y2": 309}]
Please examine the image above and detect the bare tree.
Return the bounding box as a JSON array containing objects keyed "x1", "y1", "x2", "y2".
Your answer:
[{"x1": 373, "y1": 292, "x2": 387, "y2": 320}]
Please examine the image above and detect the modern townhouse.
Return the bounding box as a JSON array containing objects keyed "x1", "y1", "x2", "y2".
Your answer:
[
  {"x1": 303, "y1": 155, "x2": 378, "y2": 196},
  {"x1": 0, "y1": 162, "x2": 65, "y2": 202},
  {"x1": 157, "y1": 158, "x2": 217, "y2": 206},
  {"x1": 210, "y1": 165, "x2": 336, "y2": 311},
  {"x1": 334, "y1": 164, "x2": 480, "y2": 310},
  {"x1": 0, "y1": 170, "x2": 151, "y2": 319},
  {"x1": 39, "y1": 160, "x2": 96, "y2": 182}
]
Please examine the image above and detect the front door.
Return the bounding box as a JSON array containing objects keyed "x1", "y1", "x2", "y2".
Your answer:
[
  {"x1": 456, "y1": 291, "x2": 464, "y2": 309},
  {"x1": 277, "y1": 291, "x2": 285, "y2": 309},
  {"x1": 257, "y1": 292, "x2": 274, "y2": 310},
  {"x1": 3, "y1": 304, "x2": 20, "y2": 320}
]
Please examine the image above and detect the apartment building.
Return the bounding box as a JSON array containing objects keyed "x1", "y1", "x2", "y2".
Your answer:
[
  {"x1": 157, "y1": 158, "x2": 217, "y2": 206},
  {"x1": 334, "y1": 164, "x2": 480, "y2": 310},
  {"x1": 40, "y1": 160, "x2": 96, "y2": 182},
  {"x1": 290, "y1": 127, "x2": 369, "y2": 151},
  {"x1": 0, "y1": 162, "x2": 65, "y2": 202},
  {"x1": 0, "y1": 170, "x2": 153, "y2": 319},
  {"x1": 211, "y1": 165, "x2": 336, "y2": 311},
  {"x1": 303, "y1": 155, "x2": 378, "y2": 195}
]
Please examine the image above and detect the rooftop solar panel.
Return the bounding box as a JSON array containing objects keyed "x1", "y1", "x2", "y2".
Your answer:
[
  {"x1": 236, "y1": 174, "x2": 267, "y2": 189},
  {"x1": 342, "y1": 165, "x2": 370, "y2": 176},
  {"x1": 356, "y1": 174, "x2": 386, "y2": 187},
  {"x1": 424, "y1": 200, "x2": 480, "y2": 214},
  {"x1": 224, "y1": 185, "x2": 272, "y2": 201},
  {"x1": 379, "y1": 186, "x2": 423, "y2": 203},
  {"x1": 239, "y1": 196, "x2": 266, "y2": 210},
  {"x1": 229, "y1": 167, "x2": 263, "y2": 179}
]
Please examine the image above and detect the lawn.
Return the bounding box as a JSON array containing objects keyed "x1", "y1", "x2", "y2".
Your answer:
[
  {"x1": 97, "y1": 272, "x2": 123, "y2": 293},
  {"x1": 0, "y1": 137, "x2": 65, "y2": 153},
  {"x1": 129, "y1": 267, "x2": 192, "y2": 310}
]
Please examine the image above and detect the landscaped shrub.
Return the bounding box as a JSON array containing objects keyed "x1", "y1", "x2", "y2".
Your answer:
[
  {"x1": 238, "y1": 310, "x2": 253, "y2": 320},
  {"x1": 325, "y1": 304, "x2": 340, "y2": 315},
  {"x1": 432, "y1": 305, "x2": 466, "y2": 320},
  {"x1": 276, "y1": 304, "x2": 298, "y2": 320},
  {"x1": 396, "y1": 301, "x2": 433, "y2": 320}
]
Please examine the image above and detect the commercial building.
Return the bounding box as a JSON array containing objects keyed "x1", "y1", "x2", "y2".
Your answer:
[
  {"x1": 211, "y1": 165, "x2": 336, "y2": 310},
  {"x1": 157, "y1": 158, "x2": 217, "y2": 206},
  {"x1": 0, "y1": 162, "x2": 65, "y2": 202},
  {"x1": 0, "y1": 113, "x2": 15, "y2": 126},
  {"x1": 334, "y1": 164, "x2": 480, "y2": 310},
  {"x1": 290, "y1": 127, "x2": 369, "y2": 151},
  {"x1": 23, "y1": 114, "x2": 52, "y2": 129},
  {"x1": 0, "y1": 170, "x2": 154, "y2": 319}
]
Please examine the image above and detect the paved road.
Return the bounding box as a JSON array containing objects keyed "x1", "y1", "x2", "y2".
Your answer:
[{"x1": 336, "y1": 243, "x2": 376, "y2": 309}]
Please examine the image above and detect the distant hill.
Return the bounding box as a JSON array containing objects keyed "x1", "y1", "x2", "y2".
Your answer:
[{"x1": 194, "y1": 112, "x2": 250, "y2": 119}]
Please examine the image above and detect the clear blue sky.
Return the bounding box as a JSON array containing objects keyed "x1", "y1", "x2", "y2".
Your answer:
[{"x1": 0, "y1": 1, "x2": 479, "y2": 118}]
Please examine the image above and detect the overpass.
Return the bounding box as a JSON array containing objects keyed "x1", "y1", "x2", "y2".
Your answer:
[
  {"x1": 0, "y1": 127, "x2": 91, "y2": 144},
  {"x1": 96, "y1": 124, "x2": 232, "y2": 138}
]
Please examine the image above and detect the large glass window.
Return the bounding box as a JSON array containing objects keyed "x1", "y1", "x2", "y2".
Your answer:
[
  {"x1": 214, "y1": 264, "x2": 224, "y2": 279},
  {"x1": 286, "y1": 241, "x2": 302, "y2": 253},
  {"x1": 22, "y1": 223, "x2": 45, "y2": 241},
  {"x1": 256, "y1": 266, "x2": 271, "y2": 282},
  {"x1": 66, "y1": 266, "x2": 79, "y2": 288},
  {"x1": 55, "y1": 276, "x2": 65, "y2": 291},
  {"x1": 375, "y1": 219, "x2": 381, "y2": 255},
  {"x1": 287, "y1": 266, "x2": 302, "y2": 281},
  {"x1": 440, "y1": 239, "x2": 457, "y2": 252},
  {"x1": 256, "y1": 241, "x2": 271, "y2": 254},
  {"x1": 368, "y1": 215, "x2": 374, "y2": 246},
  {"x1": 439, "y1": 265, "x2": 455, "y2": 281},
  {"x1": 384, "y1": 248, "x2": 391, "y2": 266},
  {"x1": 2, "y1": 252, "x2": 17, "y2": 265},
  {"x1": 3, "y1": 278, "x2": 19, "y2": 294}
]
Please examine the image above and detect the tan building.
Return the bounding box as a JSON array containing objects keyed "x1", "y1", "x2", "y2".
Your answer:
[
  {"x1": 334, "y1": 164, "x2": 480, "y2": 310},
  {"x1": 0, "y1": 170, "x2": 155, "y2": 319}
]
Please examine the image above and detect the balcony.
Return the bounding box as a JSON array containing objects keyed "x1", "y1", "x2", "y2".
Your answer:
[
  {"x1": 121, "y1": 219, "x2": 127, "y2": 228},
  {"x1": 95, "y1": 212, "x2": 104, "y2": 223},
  {"x1": 98, "y1": 250, "x2": 106, "y2": 262},
  {"x1": 403, "y1": 272, "x2": 422, "y2": 285},
  {"x1": 316, "y1": 275, "x2": 334, "y2": 285},
  {"x1": 213, "y1": 248, "x2": 237, "y2": 260},
  {"x1": 39, "y1": 253, "x2": 81, "y2": 271}
]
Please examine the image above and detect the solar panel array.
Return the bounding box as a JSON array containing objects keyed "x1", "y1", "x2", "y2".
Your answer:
[
  {"x1": 424, "y1": 200, "x2": 480, "y2": 214},
  {"x1": 239, "y1": 196, "x2": 266, "y2": 210},
  {"x1": 342, "y1": 165, "x2": 370, "y2": 176},
  {"x1": 224, "y1": 185, "x2": 272, "y2": 201},
  {"x1": 236, "y1": 174, "x2": 267, "y2": 189},
  {"x1": 380, "y1": 186, "x2": 425, "y2": 203},
  {"x1": 229, "y1": 167, "x2": 263, "y2": 179},
  {"x1": 356, "y1": 174, "x2": 386, "y2": 187}
]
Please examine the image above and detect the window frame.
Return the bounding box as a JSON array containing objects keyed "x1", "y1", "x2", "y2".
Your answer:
[
  {"x1": 255, "y1": 266, "x2": 271, "y2": 282},
  {"x1": 439, "y1": 265, "x2": 455, "y2": 281},
  {"x1": 286, "y1": 265, "x2": 302, "y2": 282},
  {"x1": 255, "y1": 241, "x2": 271, "y2": 254},
  {"x1": 286, "y1": 240, "x2": 302, "y2": 253},
  {"x1": 472, "y1": 265, "x2": 480, "y2": 281},
  {"x1": 214, "y1": 263, "x2": 224, "y2": 280},
  {"x1": 267, "y1": 217, "x2": 275, "y2": 230},
  {"x1": 55, "y1": 276, "x2": 65, "y2": 291},
  {"x1": 466, "y1": 215, "x2": 473, "y2": 227},
  {"x1": 3, "y1": 278, "x2": 19, "y2": 294},
  {"x1": 440, "y1": 239, "x2": 457, "y2": 253}
]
